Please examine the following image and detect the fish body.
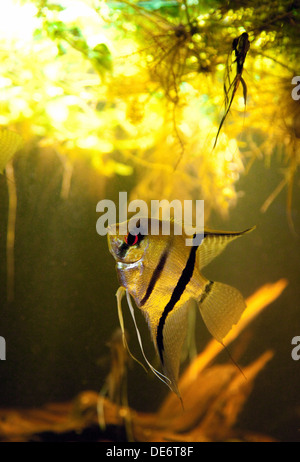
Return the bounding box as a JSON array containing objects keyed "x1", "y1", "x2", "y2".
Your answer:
[
  {"x1": 108, "y1": 218, "x2": 254, "y2": 396},
  {"x1": 232, "y1": 32, "x2": 250, "y2": 75}
]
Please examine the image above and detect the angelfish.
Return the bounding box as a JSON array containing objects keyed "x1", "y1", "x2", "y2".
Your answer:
[
  {"x1": 107, "y1": 218, "x2": 255, "y2": 397},
  {"x1": 213, "y1": 31, "x2": 250, "y2": 149}
]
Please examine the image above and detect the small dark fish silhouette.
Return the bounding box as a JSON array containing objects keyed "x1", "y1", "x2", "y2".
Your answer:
[{"x1": 214, "y1": 32, "x2": 250, "y2": 149}]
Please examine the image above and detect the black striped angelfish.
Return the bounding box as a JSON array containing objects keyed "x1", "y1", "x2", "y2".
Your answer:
[
  {"x1": 213, "y1": 31, "x2": 250, "y2": 149},
  {"x1": 107, "y1": 218, "x2": 255, "y2": 397}
]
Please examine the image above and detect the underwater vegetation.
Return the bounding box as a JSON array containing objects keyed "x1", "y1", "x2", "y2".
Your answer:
[
  {"x1": 0, "y1": 0, "x2": 300, "y2": 443},
  {"x1": 0, "y1": 0, "x2": 299, "y2": 220}
]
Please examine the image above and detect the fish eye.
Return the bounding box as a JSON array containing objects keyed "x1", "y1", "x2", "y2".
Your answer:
[{"x1": 124, "y1": 232, "x2": 139, "y2": 246}]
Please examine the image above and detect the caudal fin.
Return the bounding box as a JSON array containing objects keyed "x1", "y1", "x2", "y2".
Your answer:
[{"x1": 197, "y1": 281, "x2": 246, "y2": 343}]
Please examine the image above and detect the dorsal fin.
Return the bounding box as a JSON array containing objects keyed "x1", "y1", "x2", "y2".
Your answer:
[{"x1": 198, "y1": 226, "x2": 255, "y2": 270}]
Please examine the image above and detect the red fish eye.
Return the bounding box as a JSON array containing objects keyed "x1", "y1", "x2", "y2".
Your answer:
[{"x1": 124, "y1": 233, "x2": 138, "y2": 246}]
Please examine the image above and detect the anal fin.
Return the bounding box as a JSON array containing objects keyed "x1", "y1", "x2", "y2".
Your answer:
[{"x1": 158, "y1": 300, "x2": 190, "y2": 397}]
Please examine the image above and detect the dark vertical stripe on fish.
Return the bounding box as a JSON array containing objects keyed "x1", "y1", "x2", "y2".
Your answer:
[
  {"x1": 156, "y1": 238, "x2": 199, "y2": 364},
  {"x1": 140, "y1": 246, "x2": 170, "y2": 307},
  {"x1": 199, "y1": 280, "x2": 214, "y2": 303}
]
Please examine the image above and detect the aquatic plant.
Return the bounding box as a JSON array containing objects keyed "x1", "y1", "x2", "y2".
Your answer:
[{"x1": 0, "y1": 0, "x2": 299, "y2": 220}]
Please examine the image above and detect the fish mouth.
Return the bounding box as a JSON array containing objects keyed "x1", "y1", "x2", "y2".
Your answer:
[{"x1": 107, "y1": 234, "x2": 121, "y2": 259}]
